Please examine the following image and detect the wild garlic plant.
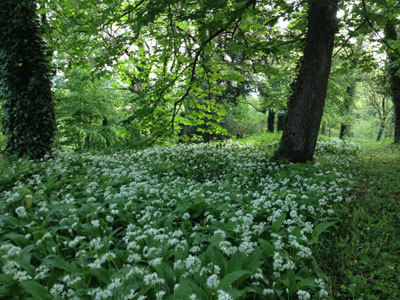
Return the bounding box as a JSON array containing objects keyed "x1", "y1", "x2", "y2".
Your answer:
[{"x1": 0, "y1": 140, "x2": 357, "y2": 299}]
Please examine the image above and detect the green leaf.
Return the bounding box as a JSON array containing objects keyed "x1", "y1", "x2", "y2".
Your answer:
[
  {"x1": 175, "y1": 279, "x2": 207, "y2": 300},
  {"x1": 259, "y1": 239, "x2": 274, "y2": 257},
  {"x1": 174, "y1": 279, "x2": 195, "y2": 299},
  {"x1": 218, "y1": 270, "x2": 251, "y2": 290},
  {"x1": 312, "y1": 222, "x2": 335, "y2": 241},
  {"x1": 227, "y1": 252, "x2": 246, "y2": 273},
  {"x1": 244, "y1": 248, "x2": 264, "y2": 272},
  {"x1": 297, "y1": 278, "x2": 318, "y2": 288},
  {"x1": 3, "y1": 232, "x2": 26, "y2": 245},
  {"x1": 205, "y1": 245, "x2": 227, "y2": 274},
  {"x1": 271, "y1": 213, "x2": 286, "y2": 232},
  {"x1": 287, "y1": 270, "x2": 296, "y2": 296},
  {"x1": 44, "y1": 257, "x2": 76, "y2": 273},
  {"x1": 21, "y1": 281, "x2": 51, "y2": 300},
  {"x1": 91, "y1": 268, "x2": 111, "y2": 284}
]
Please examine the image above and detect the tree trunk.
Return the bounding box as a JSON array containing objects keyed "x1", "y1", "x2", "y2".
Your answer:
[
  {"x1": 384, "y1": 21, "x2": 400, "y2": 144},
  {"x1": 267, "y1": 109, "x2": 275, "y2": 133},
  {"x1": 0, "y1": 0, "x2": 56, "y2": 159},
  {"x1": 339, "y1": 124, "x2": 347, "y2": 139},
  {"x1": 273, "y1": 0, "x2": 338, "y2": 162},
  {"x1": 376, "y1": 123, "x2": 385, "y2": 142},
  {"x1": 340, "y1": 84, "x2": 355, "y2": 139},
  {"x1": 277, "y1": 113, "x2": 286, "y2": 131},
  {"x1": 321, "y1": 121, "x2": 326, "y2": 135}
]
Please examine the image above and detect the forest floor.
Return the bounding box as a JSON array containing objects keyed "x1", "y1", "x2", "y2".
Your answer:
[
  {"x1": 0, "y1": 138, "x2": 399, "y2": 299},
  {"x1": 317, "y1": 143, "x2": 400, "y2": 299}
]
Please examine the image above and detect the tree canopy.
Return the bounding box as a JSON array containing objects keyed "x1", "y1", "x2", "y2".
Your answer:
[{"x1": 0, "y1": 0, "x2": 399, "y2": 159}]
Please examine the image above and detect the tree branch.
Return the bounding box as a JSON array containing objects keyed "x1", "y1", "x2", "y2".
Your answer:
[
  {"x1": 332, "y1": 20, "x2": 367, "y2": 59},
  {"x1": 361, "y1": 0, "x2": 400, "y2": 56}
]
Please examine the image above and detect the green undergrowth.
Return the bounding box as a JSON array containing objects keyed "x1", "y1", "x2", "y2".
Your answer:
[
  {"x1": 315, "y1": 143, "x2": 400, "y2": 299},
  {"x1": 0, "y1": 139, "x2": 359, "y2": 300}
]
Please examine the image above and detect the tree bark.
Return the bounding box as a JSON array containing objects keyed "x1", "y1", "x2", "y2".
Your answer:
[
  {"x1": 277, "y1": 113, "x2": 286, "y2": 131},
  {"x1": 267, "y1": 109, "x2": 275, "y2": 133},
  {"x1": 273, "y1": 0, "x2": 338, "y2": 162},
  {"x1": 340, "y1": 84, "x2": 355, "y2": 139},
  {"x1": 321, "y1": 121, "x2": 326, "y2": 135},
  {"x1": 376, "y1": 123, "x2": 385, "y2": 142},
  {"x1": 384, "y1": 21, "x2": 400, "y2": 144},
  {"x1": 339, "y1": 124, "x2": 347, "y2": 139}
]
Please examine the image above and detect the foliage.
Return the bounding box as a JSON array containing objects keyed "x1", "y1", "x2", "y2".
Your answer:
[
  {"x1": 54, "y1": 71, "x2": 131, "y2": 150},
  {"x1": 0, "y1": 0, "x2": 56, "y2": 159},
  {"x1": 222, "y1": 101, "x2": 268, "y2": 139},
  {"x1": 0, "y1": 139, "x2": 357, "y2": 299}
]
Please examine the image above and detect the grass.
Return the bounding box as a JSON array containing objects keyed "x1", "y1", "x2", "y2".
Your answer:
[{"x1": 316, "y1": 143, "x2": 400, "y2": 299}]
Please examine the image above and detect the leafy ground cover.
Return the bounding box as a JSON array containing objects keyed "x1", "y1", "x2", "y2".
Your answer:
[
  {"x1": 0, "y1": 140, "x2": 356, "y2": 299},
  {"x1": 316, "y1": 143, "x2": 400, "y2": 299}
]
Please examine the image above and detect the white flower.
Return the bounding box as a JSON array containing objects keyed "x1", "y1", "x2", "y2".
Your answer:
[
  {"x1": 149, "y1": 257, "x2": 162, "y2": 267},
  {"x1": 34, "y1": 265, "x2": 50, "y2": 280},
  {"x1": 143, "y1": 273, "x2": 165, "y2": 286},
  {"x1": 68, "y1": 236, "x2": 85, "y2": 248},
  {"x1": 50, "y1": 284, "x2": 64, "y2": 297},
  {"x1": 90, "y1": 219, "x2": 100, "y2": 227},
  {"x1": 217, "y1": 290, "x2": 233, "y2": 300},
  {"x1": 127, "y1": 253, "x2": 141, "y2": 263},
  {"x1": 156, "y1": 290, "x2": 166, "y2": 300},
  {"x1": 89, "y1": 237, "x2": 103, "y2": 251},
  {"x1": 297, "y1": 290, "x2": 311, "y2": 300},
  {"x1": 15, "y1": 206, "x2": 27, "y2": 218},
  {"x1": 125, "y1": 288, "x2": 137, "y2": 299},
  {"x1": 263, "y1": 288, "x2": 274, "y2": 295},
  {"x1": 185, "y1": 255, "x2": 201, "y2": 274},
  {"x1": 206, "y1": 274, "x2": 220, "y2": 289}
]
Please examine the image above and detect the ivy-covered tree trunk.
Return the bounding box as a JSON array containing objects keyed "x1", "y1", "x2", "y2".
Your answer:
[
  {"x1": 385, "y1": 21, "x2": 400, "y2": 144},
  {"x1": 267, "y1": 109, "x2": 275, "y2": 133},
  {"x1": 0, "y1": 0, "x2": 56, "y2": 159},
  {"x1": 273, "y1": 0, "x2": 338, "y2": 162}
]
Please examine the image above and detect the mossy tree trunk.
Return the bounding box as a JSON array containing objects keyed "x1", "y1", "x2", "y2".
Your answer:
[
  {"x1": 384, "y1": 21, "x2": 400, "y2": 144},
  {"x1": 0, "y1": 0, "x2": 56, "y2": 159},
  {"x1": 273, "y1": 0, "x2": 338, "y2": 162}
]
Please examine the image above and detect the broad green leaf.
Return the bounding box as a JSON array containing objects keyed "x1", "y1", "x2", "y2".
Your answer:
[
  {"x1": 227, "y1": 252, "x2": 246, "y2": 273},
  {"x1": 44, "y1": 257, "x2": 76, "y2": 273},
  {"x1": 312, "y1": 222, "x2": 335, "y2": 241},
  {"x1": 21, "y1": 281, "x2": 51, "y2": 300},
  {"x1": 259, "y1": 239, "x2": 274, "y2": 257},
  {"x1": 244, "y1": 247, "x2": 264, "y2": 272},
  {"x1": 271, "y1": 213, "x2": 286, "y2": 232},
  {"x1": 205, "y1": 245, "x2": 227, "y2": 274},
  {"x1": 4, "y1": 232, "x2": 26, "y2": 245},
  {"x1": 91, "y1": 268, "x2": 111, "y2": 284},
  {"x1": 218, "y1": 270, "x2": 251, "y2": 290},
  {"x1": 297, "y1": 278, "x2": 318, "y2": 288}
]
